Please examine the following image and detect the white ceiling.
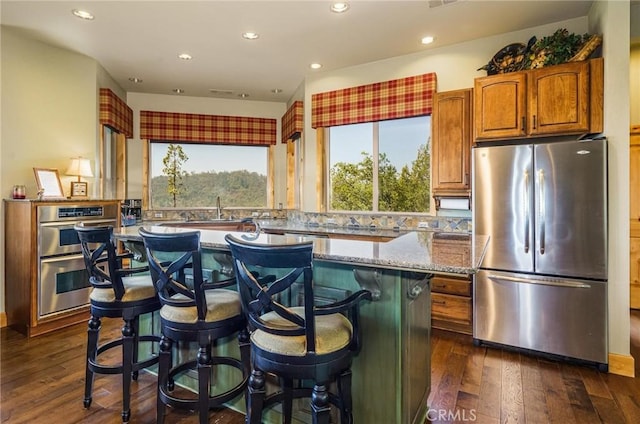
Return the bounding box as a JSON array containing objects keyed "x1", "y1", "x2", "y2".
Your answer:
[{"x1": 1, "y1": 0, "x2": 594, "y2": 102}]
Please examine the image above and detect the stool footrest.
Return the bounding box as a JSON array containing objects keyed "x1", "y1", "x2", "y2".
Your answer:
[{"x1": 159, "y1": 356, "x2": 248, "y2": 411}]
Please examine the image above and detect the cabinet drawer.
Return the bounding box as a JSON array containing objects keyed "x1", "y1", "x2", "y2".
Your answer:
[
  {"x1": 431, "y1": 293, "x2": 472, "y2": 324},
  {"x1": 431, "y1": 275, "x2": 471, "y2": 296}
]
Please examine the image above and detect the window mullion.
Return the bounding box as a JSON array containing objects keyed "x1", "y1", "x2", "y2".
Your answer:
[{"x1": 372, "y1": 123, "x2": 379, "y2": 212}]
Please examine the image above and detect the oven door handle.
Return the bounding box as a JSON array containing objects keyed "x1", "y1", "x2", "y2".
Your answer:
[
  {"x1": 40, "y1": 253, "x2": 86, "y2": 263},
  {"x1": 39, "y1": 218, "x2": 117, "y2": 228}
]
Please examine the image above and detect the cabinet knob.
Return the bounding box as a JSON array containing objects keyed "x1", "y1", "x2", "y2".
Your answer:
[
  {"x1": 521, "y1": 116, "x2": 526, "y2": 131},
  {"x1": 533, "y1": 115, "x2": 537, "y2": 129}
]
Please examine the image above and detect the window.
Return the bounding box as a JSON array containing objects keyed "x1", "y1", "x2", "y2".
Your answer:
[
  {"x1": 328, "y1": 116, "x2": 431, "y2": 213},
  {"x1": 149, "y1": 141, "x2": 268, "y2": 209}
]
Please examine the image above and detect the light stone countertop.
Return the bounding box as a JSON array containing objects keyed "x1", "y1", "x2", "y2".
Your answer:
[{"x1": 114, "y1": 224, "x2": 489, "y2": 275}]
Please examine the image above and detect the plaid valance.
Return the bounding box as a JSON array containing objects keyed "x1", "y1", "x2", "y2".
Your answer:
[
  {"x1": 140, "y1": 111, "x2": 277, "y2": 145},
  {"x1": 281, "y1": 101, "x2": 304, "y2": 143},
  {"x1": 311, "y1": 73, "x2": 437, "y2": 128},
  {"x1": 99, "y1": 88, "x2": 133, "y2": 137}
]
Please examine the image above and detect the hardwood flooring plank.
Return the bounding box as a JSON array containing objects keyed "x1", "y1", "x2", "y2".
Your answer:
[
  {"x1": 580, "y1": 366, "x2": 614, "y2": 399},
  {"x1": 428, "y1": 350, "x2": 467, "y2": 413},
  {"x1": 459, "y1": 346, "x2": 485, "y2": 396},
  {"x1": 520, "y1": 354, "x2": 550, "y2": 424},
  {"x1": 476, "y1": 347, "x2": 501, "y2": 420},
  {"x1": 561, "y1": 364, "x2": 601, "y2": 424},
  {"x1": 589, "y1": 395, "x2": 627, "y2": 424},
  {"x1": 539, "y1": 359, "x2": 577, "y2": 424},
  {"x1": 500, "y1": 349, "x2": 525, "y2": 424}
]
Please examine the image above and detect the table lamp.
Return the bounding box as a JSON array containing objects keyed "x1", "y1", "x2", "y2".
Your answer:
[{"x1": 66, "y1": 157, "x2": 93, "y2": 197}]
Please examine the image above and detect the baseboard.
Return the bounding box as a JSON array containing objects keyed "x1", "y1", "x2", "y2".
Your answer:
[
  {"x1": 0, "y1": 312, "x2": 6, "y2": 328},
  {"x1": 608, "y1": 353, "x2": 635, "y2": 377}
]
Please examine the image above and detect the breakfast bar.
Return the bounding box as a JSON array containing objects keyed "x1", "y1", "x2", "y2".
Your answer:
[{"x1": 114, "y1": 224, "x2": 488, "y2": 424}]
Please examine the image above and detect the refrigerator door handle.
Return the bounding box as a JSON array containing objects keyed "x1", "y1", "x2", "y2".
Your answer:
[
  {"x1": 538, "y1": 169, "x2": 546, "y2": 254},
  {"x1": 487, "y1": 274, "x2": 591, "y2": 289},
  {"x1": 523, "y1": 169, "x2": 530, "y2": 253}
]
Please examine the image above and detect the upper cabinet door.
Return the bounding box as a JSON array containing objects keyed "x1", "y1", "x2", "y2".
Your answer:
[
  {"x1": 474, "y1": 72, "x2": 527, "y2": 140},
  {"x1": 432, "y1": 89, "x2": 472, "y2": 196},
  {"x1": 473, "y1": 58, "x2": 603, "y2": 142},
  {"x1": 528, "y1": 60, "x2": 590, "y2": 136}
]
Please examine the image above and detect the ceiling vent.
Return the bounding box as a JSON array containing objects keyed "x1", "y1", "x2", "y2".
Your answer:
[
  {"x1": 209, "y1": 89, "x2": 234, "y2": 95},
  {"x1": 428, "y1": 0, "x2": 459, "y2": 8}
]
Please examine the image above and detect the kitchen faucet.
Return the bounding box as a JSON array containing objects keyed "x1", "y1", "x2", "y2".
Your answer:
[{"x1": 216, "y1": 196, "x2": 222, "y2": 219}]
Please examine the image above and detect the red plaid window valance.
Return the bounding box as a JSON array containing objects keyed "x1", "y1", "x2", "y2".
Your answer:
[
  {"x1": 99, "y1": 88, "x2": 133, "y2": 137},
  {"x1": 140, "y1": 111, "x2": 277, "y2": 145},
  {"x1": 281, "y1": 101, "x2": 304, "y2": 143},
  {"x1": 311, "y1": 73, "x2": 437, "y2": 128}
]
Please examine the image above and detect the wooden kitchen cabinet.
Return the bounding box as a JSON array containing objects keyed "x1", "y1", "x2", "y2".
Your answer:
[
  {"x1": 432, "y1": 89, "x2": 472, "y2": 208},
  {"x1": 431, "y1": 274, "x2": 472, "y2": 334},
  {"x1": 474, "y1": 58, "x2": 603, "y2": 141},
  {"x1": 4, "y1": 199, "x2": 121, "y2": 336}
]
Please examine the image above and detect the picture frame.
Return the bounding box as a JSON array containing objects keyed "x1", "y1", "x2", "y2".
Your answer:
[
  {"x1": 70, "y1": 181, "x2": 88, "y2": 197},
  {"x1": 33, "y1": 168, "x2": 65, "y2": 199}
]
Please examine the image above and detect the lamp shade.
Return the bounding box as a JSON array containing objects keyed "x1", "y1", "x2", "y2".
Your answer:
[{"x1": 65, "y1": 157, "x2": 93, "y2": 179}]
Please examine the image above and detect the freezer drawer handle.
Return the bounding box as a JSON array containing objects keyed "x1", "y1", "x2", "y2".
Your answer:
[
  {"x1": 523, "y1": 170, "x2": 530, "y2": 253},
  {"x1": 487, "y1": 274, "x2": 591, "y2": 289}
]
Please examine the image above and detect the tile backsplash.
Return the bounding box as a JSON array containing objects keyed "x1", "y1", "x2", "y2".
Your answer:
[{"x1": 143, "y1": 209, "x2": 470, "y2": 233}]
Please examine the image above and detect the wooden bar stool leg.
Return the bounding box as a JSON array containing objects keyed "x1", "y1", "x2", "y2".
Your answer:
[
  {"x1": 247, "y1": 369, "x2": 266, "y2": 424},
  {"x1": 83, "y1": 316, "x2": 100, "y2": 408},
  {"x1": 311, "y1": 384, "x2": 330, "y2": 424},
  {"x1": 121, "y1": 319, "x2": 134, "y2": 423},
  {"x1": 338, "y1": 369, "x2": 353, "y2": 424},
  {"x1": 197, "y1": 344, "x2": 212, "y2": 424},
  {"x1": 281, "y1": 377, "x2": 294, "y2": 424},
  {"x1": 157, "y1": 336, "x2": 172, "y2": 424},
  {"x1": 131, "y1": 316, "x2": 140, "y2": 381}
]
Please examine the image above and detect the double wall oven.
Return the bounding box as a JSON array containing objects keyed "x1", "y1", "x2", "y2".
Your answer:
[{"x1": 38, "y1": 204, "x2": 119, "y2": 318}]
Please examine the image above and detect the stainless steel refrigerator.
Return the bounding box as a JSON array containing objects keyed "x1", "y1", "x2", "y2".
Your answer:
[{"x1": 472, "y1": 137, "x2": 608, "y2": 369}]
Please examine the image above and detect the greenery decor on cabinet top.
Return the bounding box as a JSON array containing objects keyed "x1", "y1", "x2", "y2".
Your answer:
[{"x1": 478, "y1": 28, "x2": 602, "y2": 75}]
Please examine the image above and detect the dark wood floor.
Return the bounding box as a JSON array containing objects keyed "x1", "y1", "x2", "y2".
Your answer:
[{"x1": 2, "y1": 314, "x2": 640, "y2": 423}]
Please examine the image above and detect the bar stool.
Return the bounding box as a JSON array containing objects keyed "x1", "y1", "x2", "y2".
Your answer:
[
  {"x1": 75, "y1": 224, "x2": 161, "y2": 423},
  {"x1": 225, "y1": 234, "x2": 372, "y2": 424},
  {"x1": 139, "y1": 228, "x2": 249, "y2": 424}
]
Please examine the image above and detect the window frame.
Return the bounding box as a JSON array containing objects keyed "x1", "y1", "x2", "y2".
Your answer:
[
  {"x1": 143, "y1": 139, "x2": 274, "y2": 210},
  {"x1": 323, "y1": 116, "x2": 431, "y2": 214}
]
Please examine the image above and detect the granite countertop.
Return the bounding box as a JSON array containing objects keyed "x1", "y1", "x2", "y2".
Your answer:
[
  {"x1": 115, "y1": 224, "x2": 489, "y2": 275},
  {"x1": 257, "y1": 220, "x2": 406, "y2": 239}
]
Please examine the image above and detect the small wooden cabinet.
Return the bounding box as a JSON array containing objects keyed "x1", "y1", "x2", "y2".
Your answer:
[
  {"x1": 474, "y1": 58, "x2": 603, "y2": 141},
  {"x1": 431, "y1": 89, "x2": 472, "y2": 208},
  {"x1": 430, "y1": 274, "x2": 472, "y2": 334}
]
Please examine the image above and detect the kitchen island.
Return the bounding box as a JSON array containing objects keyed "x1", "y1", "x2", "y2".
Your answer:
[{"x1": 114, "y1": 225, "x2": 488, "y2": 424}]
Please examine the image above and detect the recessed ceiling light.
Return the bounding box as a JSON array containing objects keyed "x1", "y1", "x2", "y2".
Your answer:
[
  {"x1": 310, "y1": 63, "x2": 323, "y2": 70},
  {"x1": 238, "y1": 93, "x2": 250, "y2": 98},
  {"x1": 72, "y1": 9, "x2": 94, "y2": 20},
  {"x1": 178, "y1": 53, "x2": 192, "y2": 60},
  {"x1": 242, "y1": 32, "x2": 259, "y2": 40},
  {"x1": 128, "y1": 77, "x2": 143, "y2": 83},
  {"x1": 172, "y1": 88, "x2": 185, "y2": 94},
  {"x1": 330, "y1": 2, "x2": 350, "y2": 13},
  {"x1": 271, "y1": 89, "x2": 283, "y2": 94},
  {"x1": 421, "y1": 36, "x2": 435, "y2": 45}
]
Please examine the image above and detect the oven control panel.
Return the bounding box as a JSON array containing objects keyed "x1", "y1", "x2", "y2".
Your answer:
[
  {"x1": 58, "y1": 206, "x2": 104, "y2": 219},
  {"x1": 38, "y1": 203, "x2": 120, "y2": 223}
]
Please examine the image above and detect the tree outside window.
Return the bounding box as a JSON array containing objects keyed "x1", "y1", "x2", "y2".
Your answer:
[{"x1": 328, "y1": 116, "x2": 430, "y2": 213}]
